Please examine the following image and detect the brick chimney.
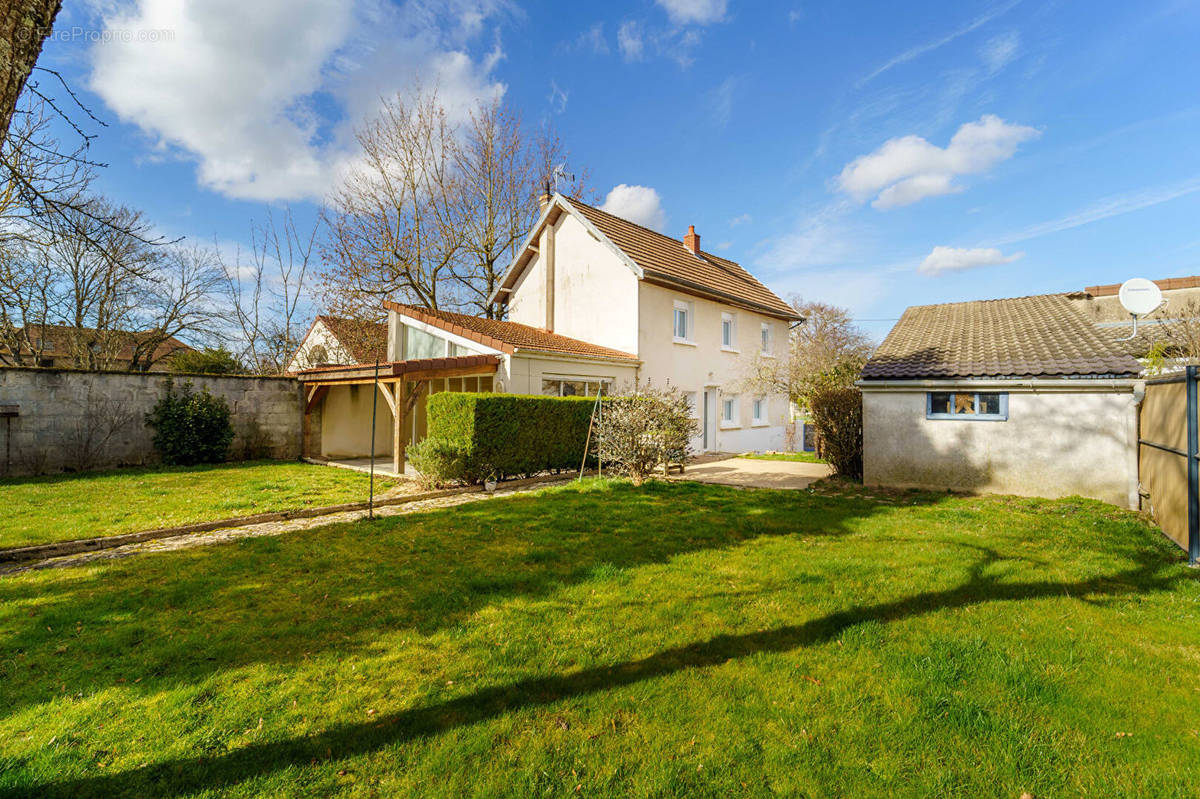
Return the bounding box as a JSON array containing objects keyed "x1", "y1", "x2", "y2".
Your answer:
[{"x1": 684, "y1": 224, "x2": 700, "y2": 255}]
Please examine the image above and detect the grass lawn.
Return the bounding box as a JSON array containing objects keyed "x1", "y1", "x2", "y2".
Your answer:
[
  {"x1": 2, "y1": 480, "x2": 1198, "y2": 797},
  {"x1": 0, "y1": 461, "x2": 396, "y2": 549},
  {"x1": 740, "y1": 450, "x2": 826, "y2": 464}
]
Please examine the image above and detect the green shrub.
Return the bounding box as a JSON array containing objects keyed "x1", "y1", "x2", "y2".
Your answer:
[
  {"x1": 808, "y1": 385, "x2": 862, "y2": 480},
  {"x1": 169, "y1": 347, "x2": 246, "y2": 375},
  {"x1": 424, "y1": 393, "x2": 598, "y2": 482},
  {"x1": 145, "y1": 378, "x2": 235, "y2": 465},
  {"x1": 408, "y1": 436, "x2": 469, "y2": 489},
  {"x1": 596, "y1": 386, "x2": 696, "y2": 486}
]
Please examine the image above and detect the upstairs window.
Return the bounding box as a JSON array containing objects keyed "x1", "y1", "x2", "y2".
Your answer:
[
  {"x1": 721, "y1": 312, "x2": 737, "y2": 350},
  {"x1": 673, "y1": 300, "x2": 693, "y2": 342},
  {"x1": 927, "y1": 391, "x2": 1008, "y2": 421},
  {"x1": 760, "y1": 323, "x2": 771, "y2": 355}
]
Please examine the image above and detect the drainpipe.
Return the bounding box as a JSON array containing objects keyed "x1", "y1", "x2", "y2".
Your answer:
[
  {"x1": 544, "y1": 218, "x2": 555, "y2": 333},
  {"x1": 1131, "y1": 380, "x2": 1146, "y2": 512}
]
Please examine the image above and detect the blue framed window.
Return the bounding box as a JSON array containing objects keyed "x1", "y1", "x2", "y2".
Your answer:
[{"x1": 926, "y1": 391, "x2": 1008, "y2": 421}]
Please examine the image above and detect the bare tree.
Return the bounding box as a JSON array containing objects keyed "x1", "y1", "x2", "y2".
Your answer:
[
  {"x1": 220, "y1": 206, "x2": 318, "y2": 374},
  {"x1": 48, "y1": 198, "x2": 157, "y2": 369},
  {"x1": 0, "y1": 96, "x2": 92, "y2": 246},
  {"x1": 127, "y1": 244, "x2": 224, "y2": 371},
  {"x1": 0, "y1": 0, "x2": 62, "y2": 138},
  {"x1": 452, "y1": 101, "x2": 585, "y2": 317},
  {"x1": 743, "y1": 296, "x2": 874, "y2": 409},
  {"x1": 322, "y1": 89, "x2": 464, "y2": 318},
  {"x1": 0, "y1": 236, "x2": 54, "y2": 364}
]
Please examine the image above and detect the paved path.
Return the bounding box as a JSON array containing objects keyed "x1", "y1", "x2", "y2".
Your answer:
[
  {"x1": 1, "y1": 480, "x2": 562, "y2": 577},
  {"x1": 677, "y1": 457, "x2": 832, "y2": 490}
]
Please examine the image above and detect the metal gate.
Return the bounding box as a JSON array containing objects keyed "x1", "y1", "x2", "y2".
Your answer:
[{"x1": 1139, "y1": 365, "x2": 1200, "y2": 565}]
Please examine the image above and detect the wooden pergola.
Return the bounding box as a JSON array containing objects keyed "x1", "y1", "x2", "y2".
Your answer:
[{"x1": 297, "y1": 354, "x2": 501, "y2": 474}]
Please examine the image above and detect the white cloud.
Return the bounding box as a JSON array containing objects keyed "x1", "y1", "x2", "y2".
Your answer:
[
  {"x1": 918, "y1": 246, "x2": 1023, "y2": 275},
  {"x1": 981, "y1": 30, "x2": 1020, "y2": 72},
  {"x1": 574, "y1": 22, "x2": 609, "y2": 54},
  {"x1": 837, "y1": 114, "x2": 1039, "y2": 209},
  {"x1": 547, "y1": 80, "x2": 568, "y2": 114},
  {"x1": 617, "y1": 21, "x2": 645, "y2": 61},
  {"x1": 86, "y1": 0, "x2": 507, "y2": 202},
  {"x1": 987, "y1": 175, "x2": 1200, "y2": 246},
  {"x1": 655, "y1": 0, "x2": 727, "y2": 25},
  {"x1": 754, "y1": 201, "x2": 860, "y2": 272},
  {"x1": 858, "y1": 0, "x2": 1021, "y2": 86},
  {"x1": 600, "y1": 184, "x2": 667, "y2": 232},
  {"x1": 709, "y1": 76, "x2": 735, "y2": 126},
  {"x1": 729, "y1": 213, "x2": 752, "y2": 227}
]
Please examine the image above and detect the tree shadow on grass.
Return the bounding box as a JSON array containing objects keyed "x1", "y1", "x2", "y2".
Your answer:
[
  {"x1": 13, "y1": 539, "x2": 1192, "y2": 799},
  {"x1": 0, "y1": 480, "x2": 905, "y2": 718}
]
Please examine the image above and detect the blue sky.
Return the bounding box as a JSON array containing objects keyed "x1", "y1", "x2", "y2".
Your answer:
[{"x1": 35, "y1": 0, "x2": 1200, "y2": 338}]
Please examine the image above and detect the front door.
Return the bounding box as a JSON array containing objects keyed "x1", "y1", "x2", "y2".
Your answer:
[{"x1": 702, "y1": 389, "x2": 716, "y2": 451}]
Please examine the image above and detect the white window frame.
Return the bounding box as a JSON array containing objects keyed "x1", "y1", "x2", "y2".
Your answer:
[
  {"x1": 542, "y1": 375, "x2": 613, "y2": 398},
  {"x1": 926, "y1": 391, "x2": 1009, "y2": 421},
  {"x1": 673, "y1": 300, "x2": 695, "y2": 345},
  {"x1": 752, "y1": 396, "x2": 767, "y2": 426},
  {"x1": 760, "y1": 322, "x2": 773, "y2": 357},
  {"x1": 721, "y1": 394, "x2": 740, "y2": 428},
  {"x1": 721, "y1": 312, "x2": 738, "y2": 352}
]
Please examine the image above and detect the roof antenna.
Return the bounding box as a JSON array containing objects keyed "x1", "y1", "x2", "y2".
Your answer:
[
  {"x1": 1116, "y1": 277, "x2": 1166, "y2": 341},
  {"x1": 551, "y1": 163, "x2": 574, "y2": 193}
]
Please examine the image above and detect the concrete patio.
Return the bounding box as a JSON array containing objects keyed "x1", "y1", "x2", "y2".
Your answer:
[
  {"x1": 678, "y1": 456, "x2": 832, "y2": 490},
  {"x1": 305, "y1": 457, "x2": 423, "y2": 481}
]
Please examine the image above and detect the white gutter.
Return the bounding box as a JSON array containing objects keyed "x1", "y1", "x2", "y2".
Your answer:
[{"x1": 514, "y1": 348, "x2": 642, "y2": 367}]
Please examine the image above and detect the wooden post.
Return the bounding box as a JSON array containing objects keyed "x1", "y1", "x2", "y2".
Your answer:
[{"x1": 393, "y1": 381, "x2": 405, "y2": 475}]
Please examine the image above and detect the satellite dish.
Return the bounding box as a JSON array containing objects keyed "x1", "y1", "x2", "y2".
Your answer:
[{"x1": 1118, "y1": 278, "x2": 1163, "y2": 316}]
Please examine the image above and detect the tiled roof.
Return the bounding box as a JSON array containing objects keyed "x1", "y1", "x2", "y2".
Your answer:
[
  {"x1": 13, "y1": 324, "x2": 192, "y2": 363},
  {"x1": 862, "y1": 293, "x2": 1142, "y2": 380},
  {"x1": 383, "y1": 301, "x2": 639, "y2": 361},
  {"x1": 297, "y1": 354, "x2": 500, "y2": 382},
  {"x1": 1084, "y1": 276, "x2": 1200, "y2": 297},
  {"x1": 315, "y1": 316, "x2": 388, "y2": 363},
  {"x1": 567, "y1": 199, "x2": 800, "y2": 320}
]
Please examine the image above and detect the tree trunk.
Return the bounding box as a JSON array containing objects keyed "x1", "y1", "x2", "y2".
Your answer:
[{"x1": 0, "y1": 0, "x2": 61, "y2": 138}]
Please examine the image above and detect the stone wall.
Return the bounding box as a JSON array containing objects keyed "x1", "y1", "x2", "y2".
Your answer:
[{"x1": 0, "y1": 367, "x2": 303, "y2": 477}]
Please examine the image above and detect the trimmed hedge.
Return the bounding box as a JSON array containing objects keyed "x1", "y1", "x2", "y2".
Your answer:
[{"x1": 424, "y1": 392, "x2": 598, "y2": 481}]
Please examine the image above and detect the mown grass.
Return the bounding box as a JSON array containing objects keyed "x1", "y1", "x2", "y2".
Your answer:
[
  {"x1": 739, "y1": 450, "x2": 826, "y2": 463},
  {"x1": 0, "y1": 461, "x2": 395, "y2": 548},
  {"x1": 1, "y1": 479, "x2": 1197, "y2": 797}
]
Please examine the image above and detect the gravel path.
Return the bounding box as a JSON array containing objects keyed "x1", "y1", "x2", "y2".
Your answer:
[{"x1": 1, "y1": 479, "x2": 562, "y2": 576}]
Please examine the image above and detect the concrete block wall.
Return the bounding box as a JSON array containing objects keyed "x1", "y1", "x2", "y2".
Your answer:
[{"x1": 0, "y1": 367, "x2": 303, "y2": 477}]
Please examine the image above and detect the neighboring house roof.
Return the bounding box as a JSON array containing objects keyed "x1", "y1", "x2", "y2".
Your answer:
[
  {"x1": 7, "y1": 324, "x2": 192, "y2": 366},
  {"x1": 314, "y1": 315, "x2": 388, "y2": 363},
  {"x1": 1083, "y1": 276, "x2": 1200, "y2": 297},
  {"x1": 384, "y1": 301, "x2": 639, "y2": 361},
  {"x1": 862, "y1": 293, "x2": 1142, "y2": 380},
  {"x1": 491, "y1": 193, "x2": 800, "y2": 320}
]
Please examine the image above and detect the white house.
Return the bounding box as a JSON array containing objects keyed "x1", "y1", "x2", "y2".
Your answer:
[
  {"x1": 286, "y1": 316, "x2": 387, "y2": 372},
  {"x1": 296, "y1": 193, "x2": 800, "y2": 472}
]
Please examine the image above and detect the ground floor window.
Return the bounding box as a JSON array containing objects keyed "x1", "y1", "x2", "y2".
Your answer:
[
  {"x1": 752, "y1": 396, "x2": 766, "y2": 424},
  {"x1": 927, "y1": 391, "x2": 1008, "y2": 420},
  {"x1": 722, "y1": 395, "x2": 739, "y2": 426},
  {"x1": 542, "y1": 376, "x2": 612, "y2": 397}
]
